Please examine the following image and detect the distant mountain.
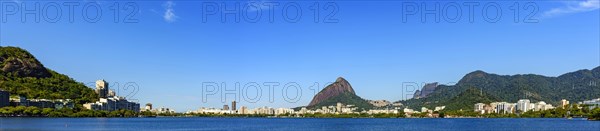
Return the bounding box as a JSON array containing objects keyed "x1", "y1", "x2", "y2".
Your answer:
[
  {"x1": 307, "y1": 77, "x2": 373, "y2": 110},
  {"x1": 401, "y1": 67, "x2": 600, "y2": 111},
  {"x1": 413, "y1": 82, "x2": 438, "y2": 99},
  {"x1": 0, "y1": 46, "x2": 98, "y2": 105}
]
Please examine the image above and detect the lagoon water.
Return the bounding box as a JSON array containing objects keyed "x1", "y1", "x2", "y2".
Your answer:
[{"x1": 0, "y1": 117, "x2": 598, "y2": 130}]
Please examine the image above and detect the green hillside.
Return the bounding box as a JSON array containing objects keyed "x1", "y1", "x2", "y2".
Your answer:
[
  {"x1": 0, "y1": 46, "x2": 98, "y2": 105},
  {"x1": 308, "y1": 92, "x2": 374, "y2": 110},
  {"x1": 401, "y1": 67, "x2": 600, "y2": 111}
]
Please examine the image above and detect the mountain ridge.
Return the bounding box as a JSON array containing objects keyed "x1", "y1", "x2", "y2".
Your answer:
[{"x1": 401, "y1": 66, "x2": 600, "y2": 110}]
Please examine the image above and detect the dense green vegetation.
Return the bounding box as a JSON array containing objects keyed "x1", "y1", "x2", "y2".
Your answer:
[
  {"x1": 401, "y1": 67, "x2": 600, "y2": 111},
  {"x1": 307, "y1": 92, "x2": 374, "y2": 111},
  {"x1": 589, "y1": 108, "x2": 600, "y2": 120},
  {"x1": 440, "y1": 104, "x2": 600, "y2": 119},
  {"x1": 0, "y1": 106, "x2": 139, "y2": 117},
  {"x1": 0, "y1": 46, "x2": 98, "y2": 105},
  {"x1": 442, "y1": 88, "x2": 500, "y2": 111}
]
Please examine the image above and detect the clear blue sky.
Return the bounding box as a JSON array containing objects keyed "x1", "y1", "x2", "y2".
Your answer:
[{"x1": 1, "y1": 0, "x2": 599, "y2": 112}]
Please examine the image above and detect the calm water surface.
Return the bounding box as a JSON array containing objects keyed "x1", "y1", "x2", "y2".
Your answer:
[{"x1": 0, "y1": 117, "x2": 598, "y2": 130}]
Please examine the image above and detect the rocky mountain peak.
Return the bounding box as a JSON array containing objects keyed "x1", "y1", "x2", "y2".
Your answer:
[{"x1": 308, "y1": 77, "x2": 357, "y2": 107}]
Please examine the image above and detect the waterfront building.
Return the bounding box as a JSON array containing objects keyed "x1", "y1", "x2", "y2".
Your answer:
[
  {"x1": 194, "y1": 107, "x2": 228, "y2": 114},
  {"x1": 232, "y1": 101, "x2": 237, "y2": 111},
  {"x1": 84, "y1": 80, "x2": 140, "y2": 112},
  {"x1": 489, "y1": 102, "x2": 499, "y2": 113},
  {"x1": 84, "y1": 96, "x2": 140, "y2": 112},
  {"x1": 336, "y1": 103, "x2": 343, "y2": 112},
  {"x1": 494, "y1": 102, "x2": 516, "y2": 114},
  {"x1": 476, "y1": 100, "x2": 556, "y2": 115},
  {"x1": 275, "y1": 108, "x2": 294, "y2": 115},
  {"x1": 474, "y1": 103, "x2": 485, "y2": 114},
  {"x1": 95, "y1": 80, "x2": 109, "y2": 98},
  {"x1": 580, "y1": 98, "x2": 600, "y2": 109},
  {"x1": 223, "y1": 105, "x2": 229, "y2": 110},
  {"x1": 145, "y1": 103, "x2": 153, "y2": 111},
  {"x1": 560, "y1": 99, "x2": 569, "y2": 108},
  {"x1": 240, "y1": 106, "x2": 248, "y2": 114},
  {"x1": 434, "y1": 106, "x2": 445, "y2": 111},
  {"x1": 483, "y1": 105, "x2": 494, "y2": 114},
  {"x1": 253, "y1": 106, "x2": 274, "y2": 115},
  {"x1": 529, "y1": 103, "x2": 536, "y2": 111},
  {"x1": 517, "y1": 99, "x2": 531, "y2": 112},
  {"x1": 8, "y1": 96, "x2": 74, "y2": 109}
]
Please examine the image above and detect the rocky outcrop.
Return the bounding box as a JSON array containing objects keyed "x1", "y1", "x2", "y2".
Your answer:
[
  {"x1": 0, "y1": 47, "x2": 51, "y2": 78},
  {"x1": 413, "y1": 90, "x2": 421, "y2": 99},
  {"x1": 308, "y1": 77, "x2": 356, "y2": 107},
  {"x1": 413, "y1": 82, "x2": 438, "y2": 99}
]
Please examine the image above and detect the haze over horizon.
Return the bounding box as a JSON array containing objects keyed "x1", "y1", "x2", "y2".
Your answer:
[{"x1": 1, "y1": 0, "x2": 598, "y2": 112}]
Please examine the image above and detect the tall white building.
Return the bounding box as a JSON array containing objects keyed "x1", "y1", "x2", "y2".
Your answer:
[
  {"x1": 495, "y1": 102, "x2": 515, "y2": 114},
  {"x1": 517, "y1": 99, "x2": 531, "y2": 112},
  {"x1": 560, "y1": 99, "x2": 570, "y2": 108},
  {"x1": 95, "y1": 80, "x2": 109, "y2": 98},
  {"x1": 84, "y1": 80, "x2": 140, "y2": 112}
]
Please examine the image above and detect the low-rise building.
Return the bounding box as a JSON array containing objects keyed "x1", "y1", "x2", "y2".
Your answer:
[
  {"x1": 9, "y1": 96, "x2": 74, "y2": 109},
  {"x1": 580, "y1": 98, "x2": 600, "y2": 109},
  {"x1": 83, "y1": 96, "x2": 140, "y2": 112},
  {"x1": 476, "y1": 99, "x2": 557, "y2": 114},
  {"x1": 474, "y1": 103, "x2": 485, "y2": 114}
]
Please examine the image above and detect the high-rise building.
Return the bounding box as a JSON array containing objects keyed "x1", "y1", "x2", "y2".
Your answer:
[
  {"x1": 95, "y1": 80, "x2": 109, "y2": 98},
  {"x1": 240, "y1": 106, "x2": 248, "y2": 114},
  {"x1": 84, "y1": 80, "x2": 140, "y2": 112},
  {"x1": 231, "y1": 101, "x2": 237, "y2": 111},
  {"x1": 0, "y1": 90, "x2": 9, "y2": 107},
  {"x1": 517, "y1": 99, "x2": 531, "y2": 112},
  {"x1": 336, "y1": 103, "x2": 343, "y2": 112},
  {"x1": 223, "y1": 105, "x2": 229, "y2": 110},
  {"x1": 496, "y1": 102, "x2": 514, "y2": 114}
]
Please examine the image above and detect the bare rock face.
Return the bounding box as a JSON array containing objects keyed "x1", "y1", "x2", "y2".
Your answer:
[
  {"x1": 0, "y1": 47, "x2": 51, "y2": 78},
  {"x1": 413, "y1": 90, "x2": 421, "y2": 99},
  {"x1": 413, "y1": 82, "x2": 438, "y2": 99},
  {"x1": 308, "y1": 77, "x2": 356, "y2": 107}
]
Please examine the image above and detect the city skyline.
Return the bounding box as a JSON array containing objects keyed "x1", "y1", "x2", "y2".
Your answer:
[{"x1": 1, "y1": 1, "x2": 598, "y2": 112}]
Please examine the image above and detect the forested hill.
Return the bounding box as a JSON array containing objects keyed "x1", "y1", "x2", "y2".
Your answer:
[
  {"x1": 401, "y1": 67, "x2": 600, "y2": 111},
  {"x1": 0, "y1": 46, "x2": 97, "y2": 105}
]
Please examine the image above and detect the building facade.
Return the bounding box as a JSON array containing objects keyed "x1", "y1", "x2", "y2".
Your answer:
[
  {"x1": 231, "y1": 101, "x2": 237, "y2": 111},
  {"x1": 517, "y1": 99, "x2": 531, "y2": 112},
  {"x1": 95, "y1": 80, "x2": 109, "y2": 98},
  {"x1": 84, "y1": 80, "x2": 140, "y2": 112}
]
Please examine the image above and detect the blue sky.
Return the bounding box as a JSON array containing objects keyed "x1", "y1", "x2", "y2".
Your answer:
[{"x1": 1, "y1": 0, "x2": 599, "y2": 112}]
